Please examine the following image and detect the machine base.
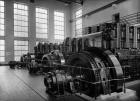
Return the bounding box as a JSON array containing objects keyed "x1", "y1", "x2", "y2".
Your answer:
[{"x1": 76, "y1": 89, "x2": 137, "y2": 101}]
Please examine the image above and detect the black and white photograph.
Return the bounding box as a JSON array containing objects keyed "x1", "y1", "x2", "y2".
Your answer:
[{"x1": 0, "y1": 0, "x2": 140, "y2": 101}]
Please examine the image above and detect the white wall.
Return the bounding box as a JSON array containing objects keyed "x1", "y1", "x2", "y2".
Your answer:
[
  {"x1": 4, "y1": 0, "x2": 71, "y2": 63},
  {"x1": 71, "y1": 0, "x2": 140, "y2": 34},
  {"x1": 83, "y1": 0, "x2": 140, "y2": 27}
]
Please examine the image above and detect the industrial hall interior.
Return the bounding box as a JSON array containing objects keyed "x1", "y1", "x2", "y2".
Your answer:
[{"x1": 1, "y1": 0, "x2": 140, "y2": 101}]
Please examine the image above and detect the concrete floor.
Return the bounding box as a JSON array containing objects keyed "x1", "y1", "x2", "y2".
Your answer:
[
  {"x1": 0, "y1": 66, "x2": 85, "y2": 101},
  {"x1": 0, "y1": 66, "x2": 140, "y2": 101}
]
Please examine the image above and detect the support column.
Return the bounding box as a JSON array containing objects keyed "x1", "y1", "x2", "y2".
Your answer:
[
  {"x1": 48, "y1": 8, "x2": 54, "y2": 43},
  {"x1": 126, "y1": 25, "x2": 130, "y2": 48},
  {"x1": 28, "y1": 3, "x2": 36, "y2": 53},
  {"x1": 134, "y1": 26, "x2": 137, "y2": 48},
  {"x1": 5, "y1": 0, "x2": 14, "y2": 63},
  {"x1": 117, "y1": 23, "x2": 120, "y2": 48}
]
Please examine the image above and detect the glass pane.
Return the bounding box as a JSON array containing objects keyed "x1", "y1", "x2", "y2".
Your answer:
[
  {"x1": 0, "y1": 1, "x2": 4, "y2": 6},
  {"x1": 0, "y1": 40, "x2": 4, "y2": 44},
  {"x1": 14, "y1": 3, "x2": 28, "y2": 37},
  {"x1": 76, "y1": 9, "x2": 82, "y2": 18},
  {"x1": 15, "y1": 51, "x2": 21, "y2": 56},
  {"x1": 0, "y1": 7, "x2": 4, "y2": 12},
  {"x1": 75, "y1": 9, "x2": 82, "y2": 37},
  {"x1": 0, "y1": 19, "x2": 4, "y2": 24},
  {"x1": 36, "y1": 23, "x2": 47, "y2": 29},
  {"x1": 76, "y1": 29, "x2": 82, "y2": 36},
  {"x1": 0, "y1": 51, "x2": 4, "y2": 56},
  {"x1": 0, "y1": 30, "x2": 4, "y2": 36},
  {"x1": 0, "y1": 57, "x2": 4, "y2": 62},
  {"x1": 0, "y1": 46, "x2": 4, "y2": 50},
  {"x1": 42, "y1": 14, "x2": 47, "y2": 18},
  {"x1": 43, "y1": 34, "x2": 48, "y2": 38},
  {"x1": 54, "y1": 16, "x2": 64, "y2": 22},
  {"x1": 54, "y1": 11, "x2": 65, "y2": 40},
  {"x1": 76, "y1": 19, "x2": 82, "y2": 25},
  {"x1": 14, "y1": 4, "x2": 17, "y2": 8},
  {"x1": 0, "y1": 39, "x2": 5, "y2": 62},
  {"x1": 15, "y1": 56, "x2": 20, "y2": 61},
  {"x1": 76, "y1": 24, "x2": 82, "y2": 29},
  {"x1": 37, "y1": 18, "x2": 47, "y2": 23},
  {"x1": 54, "y1": 11, "x2": 64, "y2": 17},
  {"x1": 55, "y1": 21, "x2": 64, "y2": 26},
  {"x1": 0, "y1": 13, "x2": 4, "y2": 18},
  {"x1": 55, "y1": 35, "x2": 64, "y2": 40},
  {"x1": 55, "y1": 30, "x2": 64, "y2": 35},
  {"x1": 14, "y1": 40, "x2": 28, "y2": 61},
  {"x1": 55, "y1": 26, "x2": 64, "y2": 30},
  {"x1": 24, "y1": 5, "x2": 27, "y2": 10},
  {"x1": 36, "y1": 7, "x2": 48, "y2": 39},
  {"x1": 0, "y1": 24, "x2": 4, "y2": 30}
]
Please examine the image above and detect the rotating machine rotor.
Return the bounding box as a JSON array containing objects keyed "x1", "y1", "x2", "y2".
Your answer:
[
  {"x1": 66, "y1": 47, "x2": 123, "y2": 97},
  {"x1": 42, "y1": 50, "x2": 65, "y2": 72}
]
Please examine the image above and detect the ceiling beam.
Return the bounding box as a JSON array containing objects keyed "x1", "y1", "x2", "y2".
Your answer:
[
  {"x1": 56, "y1": 0, "x2": 83, "y2": 5},
  {"x1": 70, "y1": 0, "x2": 127, "y2": 22},
  {"x1": 82, "y1": 0, "x2": 127, "y2": 17}
]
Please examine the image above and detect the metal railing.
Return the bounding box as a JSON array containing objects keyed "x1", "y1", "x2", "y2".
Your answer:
[{"x1": 120, "y1": 12, "x2": 140, "y2": 25}]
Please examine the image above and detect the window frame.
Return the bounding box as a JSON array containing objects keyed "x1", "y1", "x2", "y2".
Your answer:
[
  {"x1": 14, "y1": 40, "x2": 28, "y2": 61},
  {"x1": 0, "y1": 0, "x2": 5, "y2": 36},
  {"x1": 54, "y1": 10, "x2": 65, "y2": 40},
  {"x1": 36, "y1": 6, "x2": 49, "y2": 39},
  {"x1": 14, "y1": 2, "x2": 29, "y2": 37},
  {"x1": 0, "y1": 39, "x2": 5, "y2": 62},
  {"x1": 75, "y1": 8, "x2": 82, "y2": 37}
]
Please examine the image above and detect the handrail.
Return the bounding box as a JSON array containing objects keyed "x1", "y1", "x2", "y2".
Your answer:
[
  {"x1": 81, "y1": 12, "x2": 140, "y2": 36},
  {"x1": 83, "y1": 12, "x2": 140, "y2": 30}
]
